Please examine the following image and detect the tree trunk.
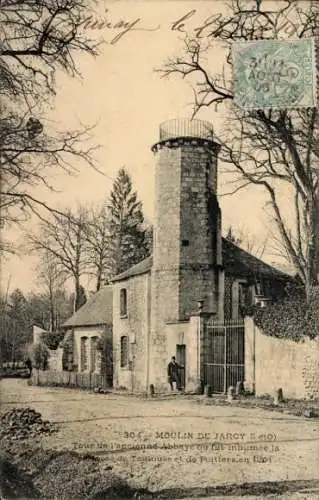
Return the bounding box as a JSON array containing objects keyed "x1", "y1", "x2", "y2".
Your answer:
[
  {"x1": 312, "y1": 193, "x2": 319, "y2": 282},
  {"x1": 306, "y1": 192, "x2": 319, "y2": 298},
  {"x1": 74, "y1": 277, "x2": 81, "y2": 312},
  {"x1": 49, "y1": 295, "x2": 55, "y2": 333},
  {"x1": 96, "y1": 271, "x2": 101, "y2": 292}
]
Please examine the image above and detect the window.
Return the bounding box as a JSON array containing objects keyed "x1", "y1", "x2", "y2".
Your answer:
[
  {"x1": 120, "y1": 288, "x2": 127, "y2": 317},
  {"x1": 90, "y1": 336, "x2": 98, "y2": 373},
  {"x1": 80, "y1": 337, "x2": 88, "y2": 372},
  {"x1": 255, "y1": 281, "x2": 264, "y2": 296},
  {"x1": 182, "y1": 239, "x2": 190, "y2": 247},
  {"x1": 120, "y1": 336, "x2": 129, "y2": 367}
]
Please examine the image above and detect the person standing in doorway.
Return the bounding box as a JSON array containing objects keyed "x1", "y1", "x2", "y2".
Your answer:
[{"x1": 167, "y1": 356, "x2": 182, "y2": 392}]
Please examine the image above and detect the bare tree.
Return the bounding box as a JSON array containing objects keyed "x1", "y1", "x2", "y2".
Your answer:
[
  {"x1": 1, "y1": 0, "x2": 99, "y2": 236},
  {"x1": 225, "y1": 225, "x2": 268, "y2": 259},
  {"x1": 36, "y1": 251, "x2": 67, "y2": 331},
  {"x1": 82, "y1": 205, "x2": 113, "y2": 291},
  {"x1": 160, "y1": 0, "x2": 319, "y2": 296},
  {"x1": 27, "y1": 207, "x2": 90, "y2": 311}
]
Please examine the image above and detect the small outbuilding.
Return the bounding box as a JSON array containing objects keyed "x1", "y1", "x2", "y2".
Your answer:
[{"x1": 62, "y1": 286, "x2": 113, "y2": 381}]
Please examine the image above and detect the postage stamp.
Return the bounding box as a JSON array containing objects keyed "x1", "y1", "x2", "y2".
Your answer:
[{"x1": 232, "y1": 39, "x2": 317, "y2": 109}]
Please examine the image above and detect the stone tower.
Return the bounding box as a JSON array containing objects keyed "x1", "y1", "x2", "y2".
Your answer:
[{"x1": 150, "y1": 118, "x2": 222, "y2": 389}]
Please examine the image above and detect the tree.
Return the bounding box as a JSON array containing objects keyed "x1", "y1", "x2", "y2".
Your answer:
[
  {"x1": 160, "y1": 0, "x2": 318, "y2": 296},
  {"x1": 225, "y1": 226, "x2": 241, "y2": 246},
  {"x1": 107, "y1": 168, "x2": 151, "y2": 276},
  {"x1": 225, "y1": 225, "x2": 268, "y2": 259},
  {"x1": 35, "y1": 251, "x2": 66, "y2": 331},
  {"x1": 28, "y1": 288, "x2": 74, "y2": 334},
  {"x1": 1, "y1": 0, "x2": 99, "y2": 240},
  {"x1": 4, "y1": 289, "x2": 32, "y2": 361},
  {"x1": 82, "y1": 205, "x2": 113, "y2": 291},
  {"x1": 30, "y1": 342, "x2": 50, "y2": 370},
  {"x1": 27, "y1": 207, "x2": 89, "y2": 311},
  {"x1": 76, "y1": 285, "x2": 87, "y2": 310}
]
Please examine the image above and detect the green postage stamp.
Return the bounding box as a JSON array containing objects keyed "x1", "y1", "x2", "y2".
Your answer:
[{"x1": 232, "y1": 39, "x2": 317, "y2": 109}]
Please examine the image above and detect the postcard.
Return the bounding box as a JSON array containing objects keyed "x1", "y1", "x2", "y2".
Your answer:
[{"x1": 0, "y1": 1, "x2": 318, "y2": 498}]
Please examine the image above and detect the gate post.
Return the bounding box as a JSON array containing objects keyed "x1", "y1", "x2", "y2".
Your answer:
[
  {"x1": 195, "y1": 300, "x2": 207, "y2": 387},
  {"x1": 244, "y1": 316, "x2": 255, "y2": 394},
  {"x1": 199, "y1": 312, "x2": 206, "y2": 385}
]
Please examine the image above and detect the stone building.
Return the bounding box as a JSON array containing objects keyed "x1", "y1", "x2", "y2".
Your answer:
[
  {"x1": 111, "y1": 119, "x2": 289, "y2": 393},
  {"x1": 63, "y1": 285, "x2": 113, "y2": 381},
  {"x1": 62, "y1": 118, "x2": 289, "y2": 393}
]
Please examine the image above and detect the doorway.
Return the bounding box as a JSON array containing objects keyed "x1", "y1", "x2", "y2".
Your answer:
[{"x1": 176, "y1": 344, "x2": 186, "y2": 389}]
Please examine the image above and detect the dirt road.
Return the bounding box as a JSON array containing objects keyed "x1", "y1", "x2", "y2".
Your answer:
[{"x1": 1, "y1": 379, "x2": 318, "y2": 498}]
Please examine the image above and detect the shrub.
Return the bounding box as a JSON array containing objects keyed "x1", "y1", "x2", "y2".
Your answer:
[
  {"x1": 42, "y1": 330, "x2": 65, "y2": 350},
  {"x1": 254, "y1": 284, "x2": 319, "y2": 342},
  {"x1": 30, "y1": 343, "x2": 50, "y2": 370}
]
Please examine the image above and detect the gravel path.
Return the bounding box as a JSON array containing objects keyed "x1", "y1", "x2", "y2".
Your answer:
[{"x1": 1, "y1": 379, "x2": 318, "y2": 497}]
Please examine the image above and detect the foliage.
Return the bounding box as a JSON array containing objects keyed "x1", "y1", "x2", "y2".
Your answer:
[
  {"x1": 30, "y1": 342, "x2": 50, "y2": 370},
  {"x1": 254, "y1": 283, "x2": 319, "y2": 341},
  {"x1": 107, "y1": 168, "x2": 151, "y2": 276},
  {"x1": 0, "y1": 287, "x2": 74, "y2": 362},
  {"x1": 41, "y1": 330, "x2": 65, "y2": 351},
  {"x1": 0, "y1": 289, "x2": 32, "y2": 362}
]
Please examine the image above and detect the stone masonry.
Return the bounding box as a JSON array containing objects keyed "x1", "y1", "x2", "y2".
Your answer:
[{"x1": 149, "y1": 120, "x2": 221, "y2": 390}]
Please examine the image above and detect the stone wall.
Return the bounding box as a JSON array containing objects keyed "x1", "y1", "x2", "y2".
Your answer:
[
  {"x1": 47, "y1": 348, "x2": 63, "y2": 372},
  {"x1": 73, "y1": 325, "x2": 107, "y2": 373},
  {"x1": 245, "y1": 317, "x2": 319, "y2": 399},
  {"x1": 113, "y1": 273, "x2": 150, "y2": 392}
]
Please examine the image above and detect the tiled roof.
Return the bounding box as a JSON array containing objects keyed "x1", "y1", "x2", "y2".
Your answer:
[
  {"x1": 63, "y1": 285, "x2": 113, "y2": 327},
  {"x1": 112, "y1": 256, "x2": 153, "y2": 282},
  {"x1": 222, "y1": 238, "x2": 290, "y2": 279},
  {"x1": 112, "y1": 240, "x2": 289, "y2": 282}
]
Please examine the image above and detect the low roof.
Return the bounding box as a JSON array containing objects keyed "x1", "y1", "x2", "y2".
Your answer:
[
  {"x1": 63, "y1": 285, "x2": 113, "y2": 328},
  {"x1": 112, "y1": 256, "x2": 153, "y2": 282},
  {"x1": 222, "y1": 238, "x2": 290, "y2": 279},
  {"x1": 112, "y1": 240, "x2": 289, "y2": 282}
]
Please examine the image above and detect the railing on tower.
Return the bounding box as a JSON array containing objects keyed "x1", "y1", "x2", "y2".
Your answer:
[{"x1": 159, "y1": 118, "x2": 214, "y2": 141}]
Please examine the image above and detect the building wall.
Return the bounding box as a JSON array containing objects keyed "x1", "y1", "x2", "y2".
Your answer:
[
  {"x1": 47, "y1": 348, "x2": 63, "y2": 371},
  {"x1": 245, "y1": 317, "x2": 319, "y2": 399},
  {"x1": 164, "y1": 316, "x2": 201, "y2": 392},
  {"x1": 73, "y1": 325, "x2": 105, "y2": 373},
  {"x1": 113, "y1": 273, "x2": 150, "y2": 392}
]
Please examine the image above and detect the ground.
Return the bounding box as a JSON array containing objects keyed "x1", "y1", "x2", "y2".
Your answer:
[{"x1": 1, "y1": 379, "x2": 319, "y2": 499}]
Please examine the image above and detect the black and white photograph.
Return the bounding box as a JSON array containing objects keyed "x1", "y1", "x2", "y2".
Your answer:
[{"x1": 0, "y1": 1, "x2": 318, "y2": 498}]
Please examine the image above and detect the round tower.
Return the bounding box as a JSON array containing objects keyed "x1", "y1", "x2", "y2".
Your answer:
[{"x1": 150, "y1": 118, "x2": 222, "y2": 389}]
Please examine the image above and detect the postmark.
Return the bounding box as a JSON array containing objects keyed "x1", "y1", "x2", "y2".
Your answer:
[{"x1": 232, "y1": 39, "x2": 317, "y2": 109}]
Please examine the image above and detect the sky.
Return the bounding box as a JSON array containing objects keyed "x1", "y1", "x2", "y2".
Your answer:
[{"x1": 2, "y1": 0, "x2": 295, "y2": 295}]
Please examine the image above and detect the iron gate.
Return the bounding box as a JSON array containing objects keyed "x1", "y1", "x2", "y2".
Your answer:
[{"x1": 204, "y1": 319, "x2": 245, "y2": 393}]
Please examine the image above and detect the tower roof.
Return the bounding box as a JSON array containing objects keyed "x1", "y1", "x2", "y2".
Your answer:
[
  {"x1": 159, "y1": 118, "x2": 214, "y2": 141},
  {"x1": 152, "y1": 118, "x2": 220, "y2": 153}
]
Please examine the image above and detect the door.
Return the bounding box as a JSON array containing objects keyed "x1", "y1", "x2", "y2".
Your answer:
[{"x1": 176, "y1": 344, "x2": 186, "y2": 389}]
